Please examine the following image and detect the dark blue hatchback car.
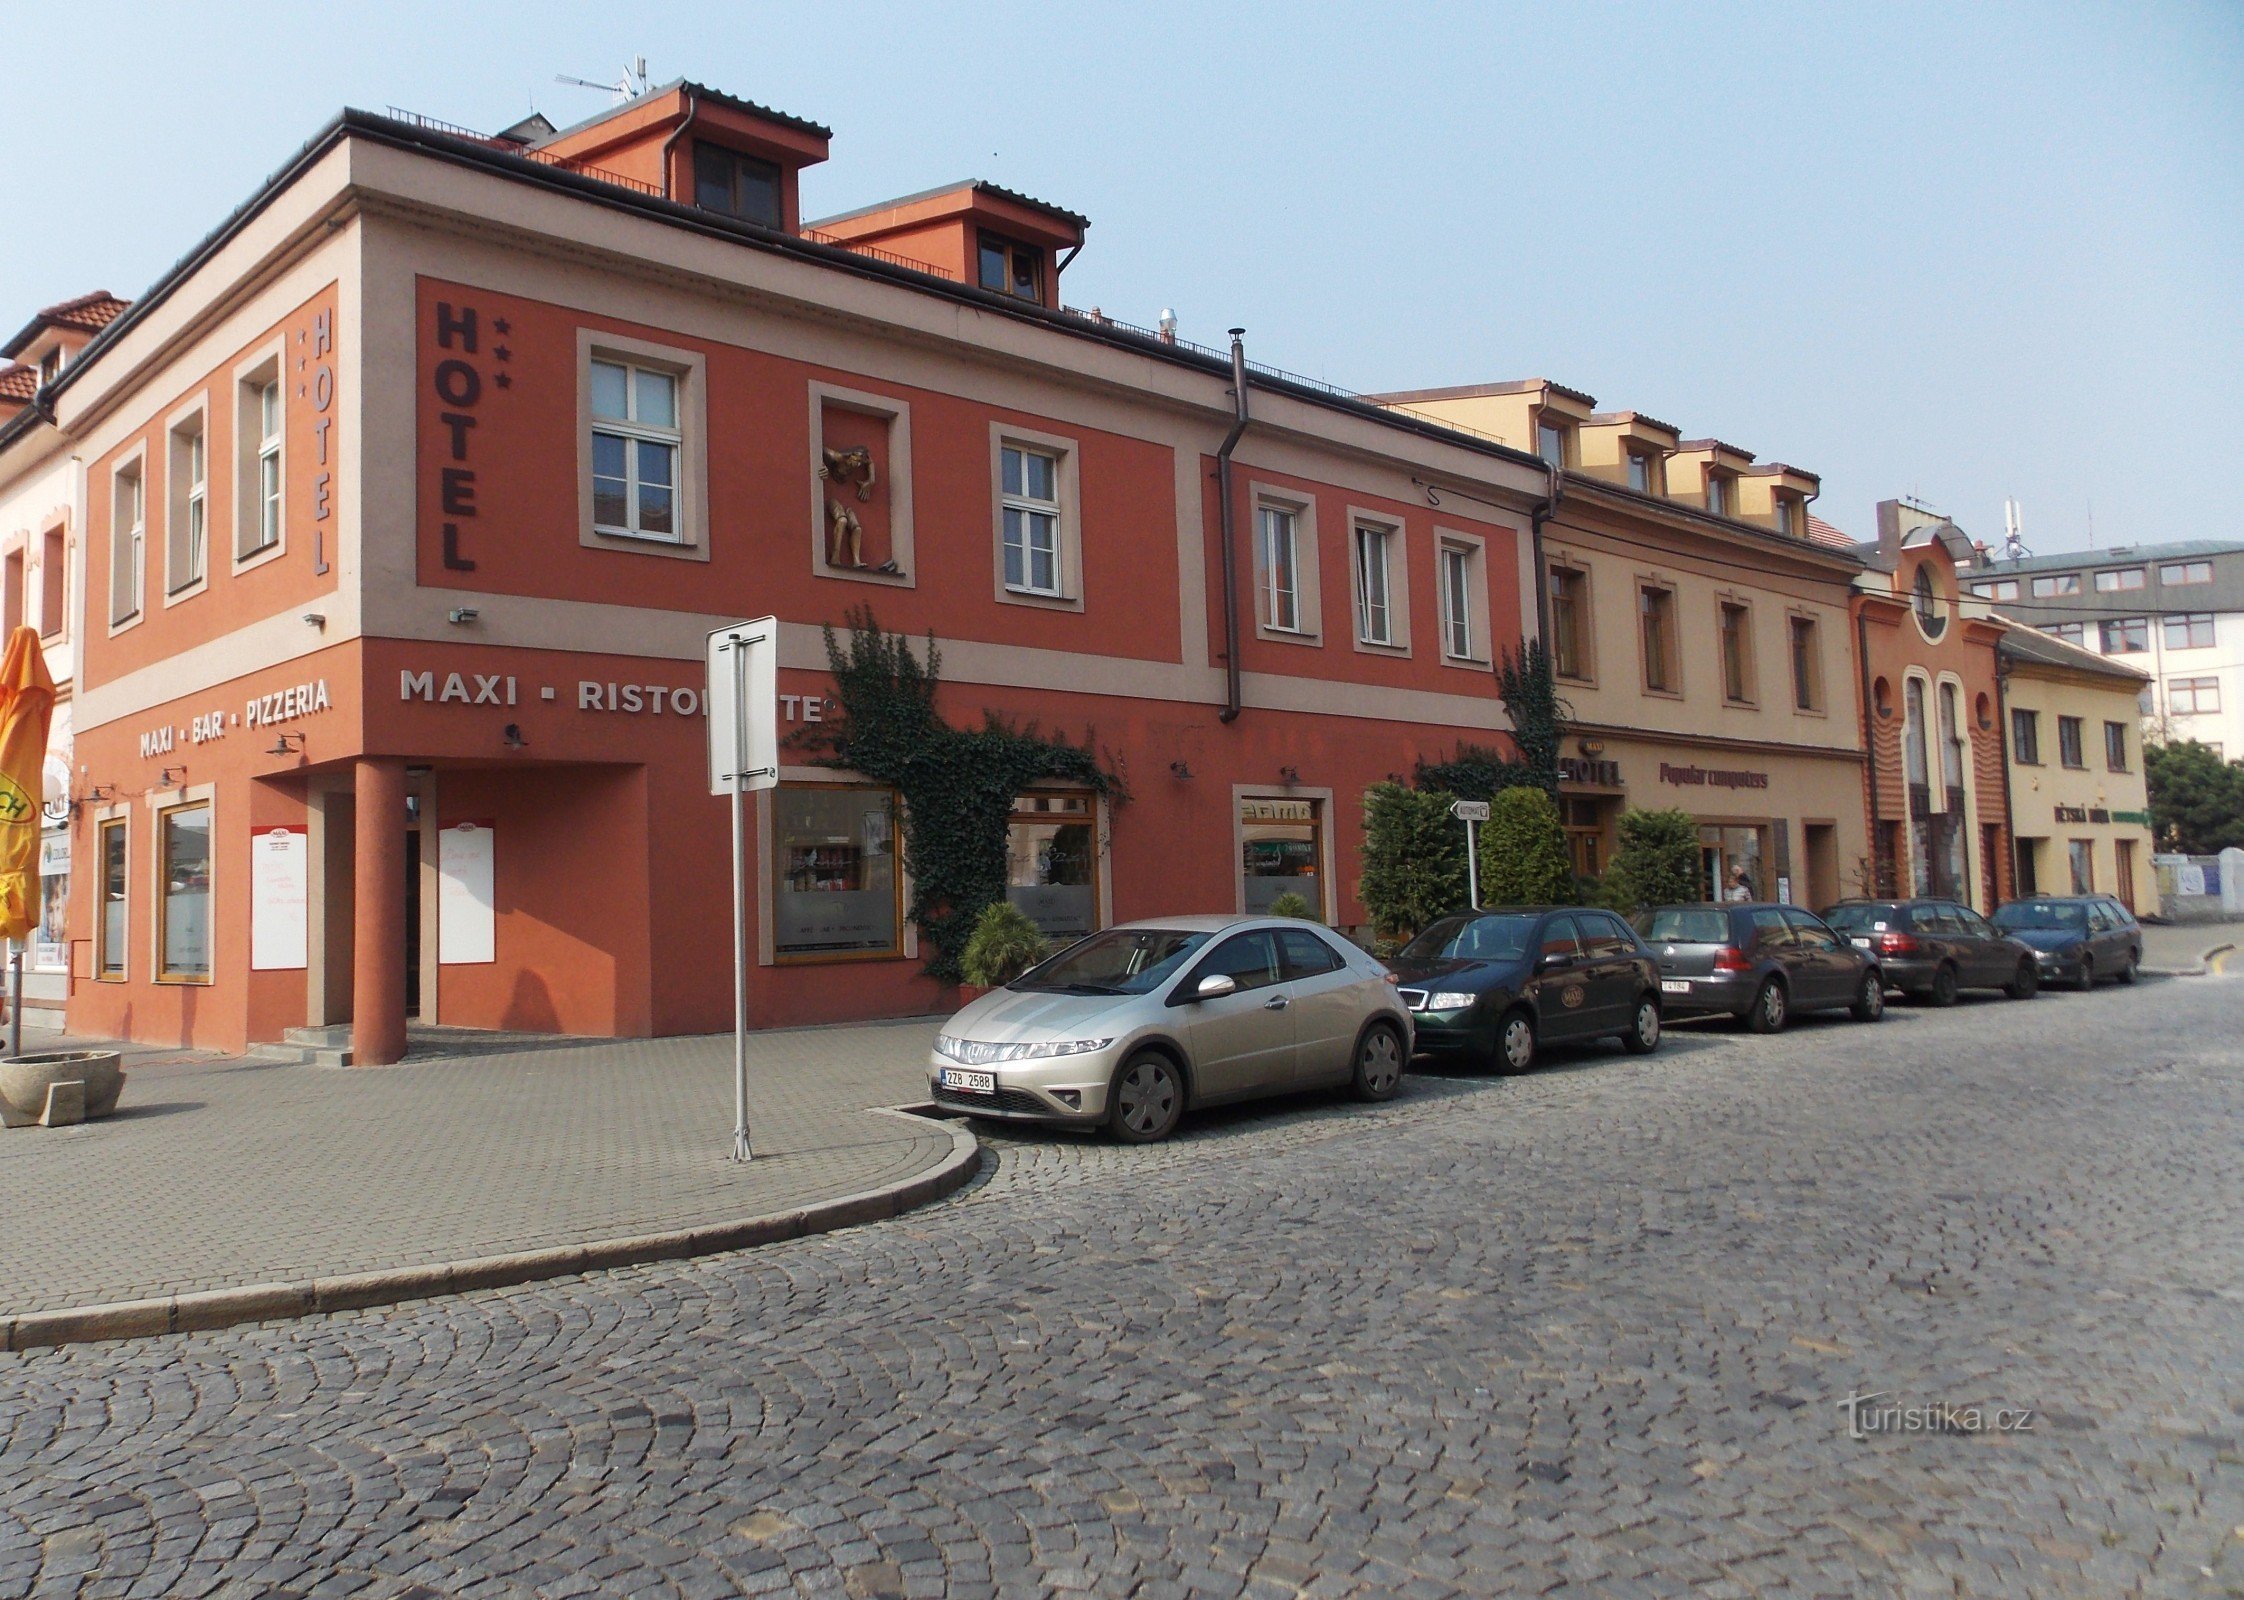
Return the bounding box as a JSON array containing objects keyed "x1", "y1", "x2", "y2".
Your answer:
[{"x1": 1387, "y1": 907, "x2": 1663, "y2": 1073}]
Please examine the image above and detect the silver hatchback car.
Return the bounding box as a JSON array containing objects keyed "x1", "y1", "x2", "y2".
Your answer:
[{"x1": 929, "y1": 915, "x2": 1413, "y2": 1143}]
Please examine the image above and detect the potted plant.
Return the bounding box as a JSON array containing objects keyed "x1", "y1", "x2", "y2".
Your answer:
[{"x1": 958, "y1": 901, "x2": 1049, "y2": 998}]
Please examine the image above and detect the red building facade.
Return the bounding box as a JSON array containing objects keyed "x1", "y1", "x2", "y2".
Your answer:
[{"x1": 24, "y1": 85, "x2": 1551, "y2": 1058}]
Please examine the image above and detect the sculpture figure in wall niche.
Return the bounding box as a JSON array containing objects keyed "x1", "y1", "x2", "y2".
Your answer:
[
  {"x1": 819, "y1": 445, "x2": 877, "y2": 501},
  {"x1": 827, "y1": 497, "x2": 866, "y2": 569}
]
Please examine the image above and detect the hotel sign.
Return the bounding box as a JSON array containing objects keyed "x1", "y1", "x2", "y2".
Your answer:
[{"x1": 1558, "y1": 756, "x2": 1621, "y2": 788}]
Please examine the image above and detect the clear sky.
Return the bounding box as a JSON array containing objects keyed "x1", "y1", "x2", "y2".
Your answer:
[{"x1": 5, "y1": 2, "x2": 2238, "y2": 552}]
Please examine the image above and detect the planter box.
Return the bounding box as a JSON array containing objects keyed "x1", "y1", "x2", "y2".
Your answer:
[{"x1": 0, "y1": 1051, "x2": 127, "y2": 1128}]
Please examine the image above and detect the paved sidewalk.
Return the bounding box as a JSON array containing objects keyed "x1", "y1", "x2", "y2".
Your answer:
[
  {"x1": 2140, "y1": 917, "x2": 2241, "y2": 974},
  {"x1": 0, "y1": 1017, "x2": 958, "y2": 1322}
]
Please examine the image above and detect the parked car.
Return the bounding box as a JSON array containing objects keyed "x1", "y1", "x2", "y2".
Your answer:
[
  {"x1": 1991, "y1": 895, "x2": 2142, "y2": 989},
  {"x1": 1819, "y1": 898, "x2": 2041, "y2": 1004},
  {"x1": 1632, "y1": 903, "x2": 1886, "y2": 1032},
  {"x1": 929, "y1": 915, "x2": 1412, "y2": 1143},
  {"x1": 1387, "y1": 906, "x2": 1663, "y2": 1074}
]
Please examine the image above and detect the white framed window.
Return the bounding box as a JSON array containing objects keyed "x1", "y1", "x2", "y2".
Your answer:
[
  {"x1": 1354, "y1": 523, "x2": 1392, "y2": 645},
  {"x1": 109, "y1": 455, "x2": 145, "y2": 626},
  {"x1": 1260, "y1": 505, "x2": 1301, "y2": 633},
  {"x1": 1435, "y1": 534, "x2": 1488, "y2": 665},
  {"x1": 1000, "y1": 445, "x2": 1062, "y2": 596},
  {"x1": 166, "y1": 408, "x2": 207, "y2": 596},
  {"x1": 232, "y1": 344, "x2": 285, "y2": 565},
  {"x1": 590, "y1": 358, "x2": 682, "y2": 541}
]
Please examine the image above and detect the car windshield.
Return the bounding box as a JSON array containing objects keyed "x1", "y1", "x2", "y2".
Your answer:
[
  {"x1": 1635, "y1": 908, "x2": 1731, "y2": 944},
  {"x1": 1820, "y1": 904, "x2": 1896, "y2": 933},
  {"x1": 1995, "y1": 900, "x2": 2087, "y2": 932},
  {"x1": 1401, "y1": 914, "x2": 1540, "y2": 962},
  {"x1": 1014, "y1": 928, "x2": 1212, "y2": 995}
]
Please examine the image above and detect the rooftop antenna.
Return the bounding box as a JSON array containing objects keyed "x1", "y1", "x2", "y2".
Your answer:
[
  {"x1": 555, "y1": 55, "x2": 650, "y2": 103},
  {"x1": 2001, "y1": 497, "x2": 2031, "y2": 561},
  {"x1": 2085, "y1": 496, "x2": 2095, "y2": 549}
]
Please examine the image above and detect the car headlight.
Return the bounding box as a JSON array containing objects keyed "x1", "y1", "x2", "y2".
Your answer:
[
  {"x1": 936, "y1": 1035, "x2": 1113, "y2": 1065},
  {"x1": 1427, "y1": 992, "x2": 1477, "y2": 1011}
]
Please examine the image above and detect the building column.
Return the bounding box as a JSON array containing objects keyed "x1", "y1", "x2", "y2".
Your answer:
[{"x1": 352, "y1": 757, "x2": 408, "y2": 1066}]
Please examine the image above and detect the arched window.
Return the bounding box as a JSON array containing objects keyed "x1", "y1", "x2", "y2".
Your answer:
[
  {"x1": 1903, "y1": 677, "x2": 1929, "y2": 788},
  {"x1": 1938, "y1": 682, "x2": 1965, "y2": 792},
  {"x1": 1914, "y1": 564, "x2": 1947, "y2": 639}
]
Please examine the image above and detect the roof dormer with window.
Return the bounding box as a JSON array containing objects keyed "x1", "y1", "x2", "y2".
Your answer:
[
  {"x1": 1577, "y1": 410, "x2": 1682, "y2": 495},
  {"x1": 805, "y1": 182, "x2": 1088, "y2": 309},
  {"x1": 1667, "y1": 439, "x2": 1755, "y2": 520},
  {"x1": 532, "y1": 80, "x2": 832, "y2": 232},
  {"x1": 1738, "y1": 463, "x2": 1819, "y2": 537},
  {"x1": 1360, "y1": 378, "x2": 1596, "y2": 461}
]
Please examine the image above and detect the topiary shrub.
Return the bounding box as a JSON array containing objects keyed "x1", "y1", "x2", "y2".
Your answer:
[
  {"x1": 1357, "y1": 781, "x2": 1470, "y2": 940},
  {"x1": 1266, "y1": 890, "x2": 1320, "y2": 922},
  {"x1": 1477, "y1": 786, "x2": 1575, "y2": 905},
  {"x1": 959, "y1": 900, "x2": 1050, "y2": 987},
  {"x1": 1599, "y1": 807, "x2": 1702, "y2": 912}
]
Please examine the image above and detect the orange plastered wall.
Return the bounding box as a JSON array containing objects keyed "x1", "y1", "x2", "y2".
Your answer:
[{"x1": 81, "y1": 284, "x2": 343, "y2": 692}]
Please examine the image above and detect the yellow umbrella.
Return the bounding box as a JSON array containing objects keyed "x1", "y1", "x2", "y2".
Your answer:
[{"x1": 0, "y1": 626, "x2": 56, "y2": 944}]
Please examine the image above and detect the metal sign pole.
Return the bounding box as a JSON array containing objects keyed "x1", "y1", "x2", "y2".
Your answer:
[
  {"x1": 1466, "y1": 820, "x2": 1480, "y2": 911},
  {"x1": 729, "y1": 636, "x2": 753, "y2": 1163}
]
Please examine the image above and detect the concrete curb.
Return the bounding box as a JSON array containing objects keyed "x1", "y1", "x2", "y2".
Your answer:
[
  {"x1": 2143, "y1": 941, "x2": 2236, "y2": 979},
  {"x1": 0, "y1": 1110, "x2": 979, "y2": 1353}
]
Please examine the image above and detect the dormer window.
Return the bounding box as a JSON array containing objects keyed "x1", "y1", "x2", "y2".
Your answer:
[
  {"x1": 1626, "y1": 450, "x2": 1657, "y2": 494},
  {"x1": 978, "y1": 233, "x2": 1043, "y2": 302},
  {"x1": 1774, "y1": 497, "x2": 1798, "y2": 537},
  {"x1": 1705, "y1": 473, "x2": 1731, "y2": 517},
  {"x1": 38, "y1": 349, "x2": 60, "y2": 384},
  {"x1": 692, "y1": 142, "x2": 781, "y2": 228},
  {"x1": 1536, "y1": 420, "x2": 1571, "y2": 469}
]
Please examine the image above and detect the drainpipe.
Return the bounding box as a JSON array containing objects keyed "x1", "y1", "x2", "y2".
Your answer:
[
  {"x1": 1858, "y1": 606, "x2": 1882, "y2": 893},
  {"x1": 1215, "y1": 329, "x2": 1251, "y2": 723},
  {"x1": 657, "y1": 86, "x2": 699, "y2": 202},
  {"x1": 1994, "y1": 641, "x2": 2018, "y2": 902},
  {"x1": 1527, "y1": 456, "x2": 1561, "y2": 657}
]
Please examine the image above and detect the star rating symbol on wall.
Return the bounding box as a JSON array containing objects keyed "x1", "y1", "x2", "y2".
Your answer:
[
  {"x1": 494, "y1": 372, "x2": 512, "y2": 389},
  {"x1": 494, "y1": 346, "x2": 511, "y2": 362},
  {"x1": 493, "y1": 318, "x2": 511, "y2": 336}
]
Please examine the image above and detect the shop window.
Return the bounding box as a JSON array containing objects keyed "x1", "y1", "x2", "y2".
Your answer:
[
  {"x1": 1438, "y1": 539, "x2": 1484, "y2": 663},
  {"x1": 978, "y1": 233, "x2": 1043, "y2": 302},
  {"x1": 2010, "y1": 707, "x2": 2040, "y2": 764},
  {"x1": 97, "y1": 819, "x2": 127, "y2": 979},
  {"x1": 2068, "y1": 838, "x2": 2094, "y2": 895},
  {"x1": 772, "y1": 785, "x2": 900, "y2": 960},
  {"x1": 158, "y1": 802, "x2": 213, "y2": 984},
  {"x1": 2169, "y1": 676, "x2": 2220, "y2": 716},
  {"x1": 1006, "y1": 793, "x2": 1099, "y2": 940},
  {"x1": 2104, "y1": 720, "x2": 2129, "y2": 772},
  {"x1": 2014, "y1": 836, "x2": 2040, "y2": 896},
  {"x1": 167, "y1": 408, "x2": 207, "y2": 595},
  {"x1": 2057, "y1": 714, "x2": 2085, "y2": 769},
  {"x1": 235, "y1": 358, "x2": 282, "y2": 561},
  {"x1": 1638, "y1": 584, "x2": 1679, "y2": 693},
  {"x1": 1259, "y1": 505, "x2": 1303, "y2": 633},
  {"x1": 1549, "y1": 565, "x2": 1591, "y2": 680},
  {"x1": 1239, "y1": 796, "x2": 1321, "y2": 916},
  {"x1": 2097, "y1": 617, "x2": 2148, "y2": 654},
  {"x1": 692, "y1": 142, "x2": 781, "y2": 228},
  {"x1": 1718, "y1": 600, "x2": 1755, "y2": 704},
  {"x1": 1699, "y1": 824, "x2": 1766, "y2": 902},
  {"x1": 590, "y1": 359, "x2": 681, "y2": 541},
  {"x1": 1353, "y1": 523, "x2": 1394, "y2": 646},
  {"x1": 2163, "y1": 612, "x2": 2215, "y2": 650},
  {"x1": 1, "y1": 548, "x2": 18, "y2": 636},
  {"x1": 1788, "y1": 614, "x2": 1823, "y2": 711},
  {"x1": 34, "y1": 824, "x2": 69, "y2": 972},
  {"x1": 109, "y1": 457, "x2": 145, "y2": 625},
  {"x1": 1000, "y1": 445, "x2": 1062, "y2": 596},
  {"x1": 39, "y1": 527, "x2": 64, "y2": 640}
]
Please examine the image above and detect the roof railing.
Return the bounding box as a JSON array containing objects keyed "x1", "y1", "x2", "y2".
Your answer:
[{"x1": 383, "y1": 106, "x2": 666, "y2": 197}]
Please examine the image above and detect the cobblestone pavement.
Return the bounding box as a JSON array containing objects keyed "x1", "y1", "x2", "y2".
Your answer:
[
  {"x1": 0, "y1": 1020, "x2": 947, "y2": 1314},
  {"x1": 3, "y1": 973, "x2": 2242, "y2": 1597}
]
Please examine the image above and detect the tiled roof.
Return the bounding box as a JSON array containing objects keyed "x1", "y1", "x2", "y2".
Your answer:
[
  {"x1": 1805, "y1": 513, "x2": 1856, "y2": 551},
  {"x1": 2, "y1": 290, "x2": 130, "y2": 359},
  {"x1": 809, "y1": 178, "x2": 1090, "y2": 232},
  {"x1": 0, "y1": 364, "x2": 35, "y2": 402}
]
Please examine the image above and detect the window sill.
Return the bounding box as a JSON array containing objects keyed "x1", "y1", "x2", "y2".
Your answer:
[
  {"x1": 156, "y1": 975, "x2": 215, "y2": 987},
  {"x1": 1352, "y1": 636, "x2": 1411, "y2": 659},
  {"x1": 774, "y1": 949, "x2": 907, "y2": 967},
  {"x1": 1441, "y1": 654, "x2": 1492, "y2": 671},
  {"x1": 1255, "y1": 625, "x2": 1322, "y2": 647},
  {"x1": 1721, "y1": 697, "x2": 1760, "y2": 711},
  {"x1": 996, "y1": 583, "x2": 1083, "y2": 613},
  {"x1": 1640, "y1": 684, "x2": 1684, "y2": 701},
  {"x1": 585, "y1": 525, "x2": 709, "y2": 563},
  {"x1": 1792, "y1": 703, "x2": 1828, "y2": 719}
]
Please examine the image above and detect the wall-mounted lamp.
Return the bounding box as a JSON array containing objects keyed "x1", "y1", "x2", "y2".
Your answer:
[
  {"x1": 158, "y1": 767, "x2": 187, "y2": 787},
  {"x1": 84, "y1": 783, "x2": 115, "y2": 803},
  {"x1": 302, "y1": 612, "x2": 327, "y2": 629},
  {"x1": 1278, "y1": 765, "x2": 1300, "y2": 785},
  {"x1": 1168, "y1": 760, "x2": 1192, "y2": 779},
  {"x1": 502, "y1": 723, "x2": 528, "y2": 748},
  {"x1": 449, "y1": 608, "x2": 480, "y2": 625},
  {"x1": 267, "y1": 730, "x2": 305, "y2": 756}
]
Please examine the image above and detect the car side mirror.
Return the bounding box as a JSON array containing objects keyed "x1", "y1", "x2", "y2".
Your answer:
[
  {"x1": 1194, "y1": 973, "x2": 1238, "y2": 1000},
  {"x1": 1538, "y1": 951, "x2": 1571, "y2": 971}
]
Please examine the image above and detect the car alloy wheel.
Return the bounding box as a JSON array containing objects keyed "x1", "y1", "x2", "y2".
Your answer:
[
  {"x1": 1108, "y1": 1052, "x2": 1183, "y2": 1143},
  {"x1": 1499, "y1": 1012, "x2": 1537, "y2": 1074},
  {"x1": 2005, "y1": 960, "x2": 2039, "y2": 1000},
  {"x1": 1852, "y1": 973, "x2": 1885, "y2": 1022},
  {"x1": 1929, "y1": 963, "x2": 1959, "y2": 1007},
  {"x1": 1621, "y1": 998, "x2": 1661, "y2": 1054},
  {"x1": 1746, "y1": 978, "x2": 1787, "y2": 1034},
  {"x1": 1352, "y1": 1024, "x2": 1404, "y2": 1102}
]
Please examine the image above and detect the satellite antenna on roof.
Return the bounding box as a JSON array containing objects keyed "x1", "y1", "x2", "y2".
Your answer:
[
  {"x1": 555, "y1": 55, "x2": 650, "y2": 102},
  {"x1": 2001, "y1": 497, "x2": 2031, "y2": 561}
]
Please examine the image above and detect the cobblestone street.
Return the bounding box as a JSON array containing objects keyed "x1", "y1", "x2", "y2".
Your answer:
[{"x1": 3, "y1": 971, "x2": 2241, "y2": 1599}]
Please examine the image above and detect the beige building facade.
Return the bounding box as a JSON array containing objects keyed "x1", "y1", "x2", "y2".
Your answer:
[
  {"x1": 1371, "y1": 380, "x2": 1868, "y2": 909},
  {"x1": 1997, "y1": 624, "x2": 2157, "y2": 912}
]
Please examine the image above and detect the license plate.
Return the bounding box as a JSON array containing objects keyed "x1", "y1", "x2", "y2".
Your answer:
[
  {"x1": 1660, "y1": 979, "x2": 1691, "y2": 994},
  {"x1": 1851, "y1": 937, "x2": 1872, "y2": 949},
  {"x1": 940, "y1": 1068, "x2": 996, "y2": 1094}
]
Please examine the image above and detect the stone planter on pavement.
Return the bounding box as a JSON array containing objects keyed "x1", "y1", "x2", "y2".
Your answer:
[{"x1": 0, "y1": 1051, "x2": 127, "y2": 1128}]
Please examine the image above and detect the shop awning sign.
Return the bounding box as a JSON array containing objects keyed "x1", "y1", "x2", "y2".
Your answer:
[{"x1": 706, "y1": 617, "x2": 779, "y2": 796}]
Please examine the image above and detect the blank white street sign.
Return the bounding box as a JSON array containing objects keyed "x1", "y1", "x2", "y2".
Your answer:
[{"x1": 706, "y1": 617, "x2": 780, "y2": 795}]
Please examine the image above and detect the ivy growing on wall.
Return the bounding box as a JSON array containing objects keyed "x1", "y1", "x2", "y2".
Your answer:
[
  {"x1": 1413, "y1": 639, "x2": 1564, "y2": 797},
  {"x1": 793, "y1": 608, "x2": 1125, "y2": 982}
]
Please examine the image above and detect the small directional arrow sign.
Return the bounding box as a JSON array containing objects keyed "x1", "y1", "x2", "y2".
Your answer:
[{"x1": 1449, "y1": 800, "x2": 1492, "y2": 823}]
